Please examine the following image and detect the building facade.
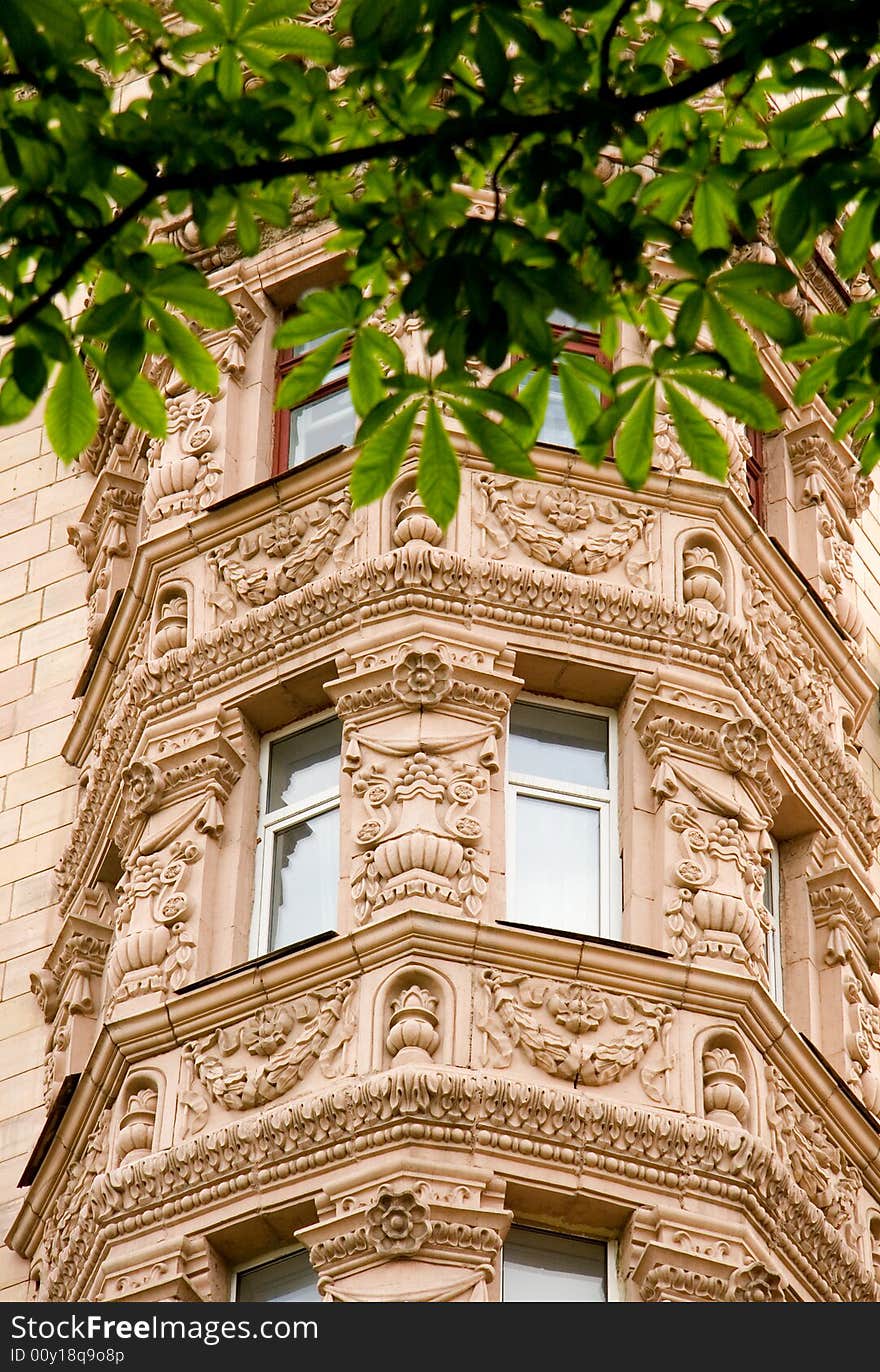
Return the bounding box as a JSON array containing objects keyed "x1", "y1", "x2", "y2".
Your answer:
[{"x1": 1, "y1": 213, "x2": 880, "y2": 1303}]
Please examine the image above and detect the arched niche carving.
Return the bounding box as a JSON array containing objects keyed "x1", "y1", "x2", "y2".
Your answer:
[
  {"x1": 679, "y1": 531, "x2": 731, "y2": 614},
  {"x1": 373, "y1": 965, "x2": 453, "y2": 1071},
  {"x1": 695, "y1": 1028, "x2": 755, "y2": 1133},
  {"x1": 114, "y1": 1070, "x2": 163, "y2": 1166},
  {"x1": 153, "y1": 582, "x2": 191, "y2": 657}
]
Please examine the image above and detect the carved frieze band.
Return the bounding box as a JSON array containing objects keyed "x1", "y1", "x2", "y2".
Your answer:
[{"x1": 34, "y1": 1068, "x2": 878, "y2": 1303}]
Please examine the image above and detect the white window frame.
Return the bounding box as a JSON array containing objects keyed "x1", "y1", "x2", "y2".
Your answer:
[
  {"x1": 505, "y1": 695, "x2": 621, "y2": 941},
  {"x1": 250, "y1": 710, "x2": 342, "y2": 959},
  {"x1": 500, "y1": 1224, "x2": 617, "y2": 1302},
  {"x1": 764, "y1": 837, "x2": 783, "y2": 1008}
]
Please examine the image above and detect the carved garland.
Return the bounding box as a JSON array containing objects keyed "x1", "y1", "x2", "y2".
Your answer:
[
  {"x1": 181, "y1": 980, "x2": 355, "y2": 1126},
  {"x1": 207, "y1": 492, "x2": 354, "y2": 608},
  {"x1": 478, "y1": 970, "x2": 674, "y2": 1090}
]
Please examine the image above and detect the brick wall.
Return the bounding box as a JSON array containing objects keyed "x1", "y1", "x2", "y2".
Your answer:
[{"x1": 0, "y1": 411, "x2": 92, "y2": 1299}]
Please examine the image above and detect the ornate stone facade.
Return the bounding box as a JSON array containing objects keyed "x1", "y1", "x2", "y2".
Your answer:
[{"x1": 2, "y1": 219, "x2": 880, "y2": 1305}]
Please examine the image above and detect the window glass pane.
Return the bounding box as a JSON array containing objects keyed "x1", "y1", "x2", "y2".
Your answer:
[
  {"x1": 502, "y1": 1228, "x2": 606, "y2": 1302},
  {"x1": 270, "y1": 805, "x2": 339, "y2": 948},
  {"x1": 512, "y1": 793, "x2": 600, "y2": 934},
  {"x1": 509, "y1": 704, "x2": 608, "y2": 790},
  {"x1": 539, "y1": 374, "x2": 575, "y2": 448},
  {"x1": 289, "y1": 377, "x2": 356, "y2": 468},
  {"x1": 268, "y1": 719, "x2": 342, "y2": 813},
  {"x1": 238, "y1": 1252, "x2": 320, "y2": 1303}
]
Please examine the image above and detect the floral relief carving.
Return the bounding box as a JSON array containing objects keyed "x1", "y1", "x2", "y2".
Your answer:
[
  {"x1": 767, "y1": 1064, "x2": 861, "y2": 1247},
  {"x1": 143, "y1": 379, "x2": 221, "y2": 525},
  {"x1": 665, "y1": 804, "x2": 770, "y2": 980},
  {"x1": 475, "y1": 474, "x2": 656, "y2": 585},
  {"x1": 742, "y1": 563, "x2": 835, "y2": 721},
  {"x1": 476, "y1": 970, "x2": 675, "y2": 1090},
  {"x1": 207, "y1": 491, "x2": 355, "y2": 608},
  {"x1": 365, "y1": 1191, "x2": 431, "y2": 1256},
  {"x1": 346, "y1": 728, "x2": 498, "y2": 923},
  {"x1": 391, "y1": 649, "x2": 452, "y2": 706},
  {"x1": 180, "y1": 980, "x2": 356, "y2": 1129}
]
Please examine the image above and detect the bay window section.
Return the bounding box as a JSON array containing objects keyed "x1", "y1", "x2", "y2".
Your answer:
[
  {"x1": 502, "y1": 1228, "x2": 608, "y2": 1302},
  {"x1": 254, "y1": 717, "x2": 342, "y2": 954},
  {"x1": 506, "y1": 701, "x2": 618, "y2": 939}
]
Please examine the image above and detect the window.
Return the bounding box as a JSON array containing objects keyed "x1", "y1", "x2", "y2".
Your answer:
[
  {"x1": 538, "y1": 310, "x2": 605, "y2": 450},
  {"x1": 745, "y1": 426, "x2": 766, "y2": 527},
  {"x1": 502, "y1": 1228, "x2": 608, "y2": 1302},
  {"x1": 764, "y1": 837, "x2": 783, "y2": 1007},
  {"x1": 236, "y1": 1250, "x2": 320, "y2": 1303},
  {"x1": 506, "y1": 700, "x2": 618, "y2": 938},
  {"x1": 253, "y1": 716, "x2": 342, "y2": 954},
  {"x1": 274, "y1": 333, "x2": 357, "y2": 473}
]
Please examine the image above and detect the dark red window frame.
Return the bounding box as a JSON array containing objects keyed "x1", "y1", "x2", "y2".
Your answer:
[
  {"x1": 745, "y1": 426, "x2": 765, "y2": 528},
  {"x1": 272, "y1": 337, "x2": 354, "y2": 477}
]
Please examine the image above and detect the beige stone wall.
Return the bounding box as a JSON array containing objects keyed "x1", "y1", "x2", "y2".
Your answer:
[{"x1": 0, "y1": 412, "x2": 92, "y2": 1299}]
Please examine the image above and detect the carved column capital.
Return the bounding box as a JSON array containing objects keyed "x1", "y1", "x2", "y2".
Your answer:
[{"x1": 295, "y1": 1168, "x2": 512, "y2": 1302}]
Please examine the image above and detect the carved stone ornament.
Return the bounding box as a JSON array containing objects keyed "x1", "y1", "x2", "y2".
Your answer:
[
  {"x1": 143, "y1": 373, "x2": 221, "y2": 526},
  {"x1": 345, "y1": 725, "x2": 499, "y2": 923},
  {"x1": 475, "y1": 474, "x2": 656, "y2": 586},
  {"x1": 30, "y1": 1068, "x2": 880, "y2": 1302},
  {"x1": 295, "y1": 1174, "x2": 511, "y2": 1302},
  {"x1": 766, "y1": 1063, "x2": 861, "y2": 1248},
  {"x1": 742, "y1": 563, "x2": 835, "y2": 724},
  {"x1": 476, "y1": 969, "x2": 675, "y2": 1094},
  {"x1": 180, "y1": 981, "x2": 356, "y2": 1131},
  {"x1": 207, "y1": 490, "x2": 356, "y2": 608}
]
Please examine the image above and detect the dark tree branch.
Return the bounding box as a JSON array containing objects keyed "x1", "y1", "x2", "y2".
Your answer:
[{"x1": 598, "y1": 0, "x2": 638, "y2": 100}]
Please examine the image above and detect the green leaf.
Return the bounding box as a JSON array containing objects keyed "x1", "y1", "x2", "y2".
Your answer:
[
  {"x1": 836, "y1": 196, "x2": 879, "y2": 280},
  {"x1": 114, "y1": 376, "x2": 168, "y2": 440},
  {"x1": 558, "y1": 355, "x2": 602, "y2": 446},
  {"x1": 475, "y1": 16, "x2": 508, "y2": 100},
  {"x1": 216, "y1": 45, "x2": 243, "y2": 100},
  {"x1": 791, "y1": 349, "x2": 841, "y2": 406},
  {"x1": 670, "y1": 369, "x2": 778, "y2": 429},
  {"x1": 693, "y1": 181, "x2": 731, "y2": 251},
  {"x1": 704, "y1": 296, "x2": 763, "y2": 383},
  {"x1": 152, "y1": 267, "x2": 235, "y2": 330},
  {"x1": 103, "y1": 326, "x2": 146, "y2": 393},
  {"x1": 664, "y1": 384, "x2": 729, "y2": 481},
  {"x1": 447, "y1": 400, "x2": 536, "y2": 477},
  {"x1": 774, "y1": 181, "x2": 812, "y2": 257},
  {"x1": 348, "y1": 330, "x2": 385, "y2": 417},
  {"x1": 722, "y1": 288, "x2": 804, "y2": 346},
  {"x1": 152, "y1": 309, "x2": 219, "y2": 394},
  {"x1": 44, "y1": 355, "x2": 97, "y2": 463},
  {"x1": 350, "y1": 398, "x2": 422, "y2": 507},
  {"x1": 418, "y1": 401, "x2": 460, "y2": 528},
  {"x1": 274, "y1": 290, "x2": 360, "y2": 347},
  {"x1": 275, "y1": 332, "x2": 347, "y2": 410},
  {"x1": 614, "y1": 383, "x2": 655, "y2": 489}
]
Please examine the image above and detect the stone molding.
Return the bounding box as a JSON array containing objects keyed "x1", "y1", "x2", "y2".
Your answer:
[{"x1": 19, "y1": 1065, "x2": 879, "y2": 1302}]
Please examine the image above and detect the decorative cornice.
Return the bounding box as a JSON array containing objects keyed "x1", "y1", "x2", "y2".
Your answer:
[{"x1": 26, "y1": 1066, "x2": 880, "y2": 1302}]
